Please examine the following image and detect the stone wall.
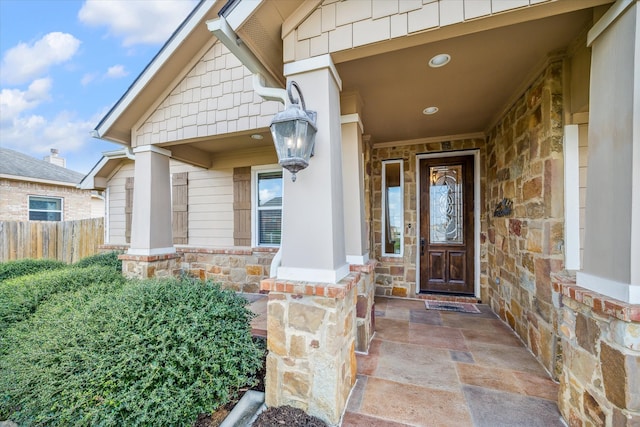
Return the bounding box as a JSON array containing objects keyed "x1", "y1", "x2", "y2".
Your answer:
[
  {"x1": 484, "y1": 58, "x2": 566, "y2": 377},
  {"x1": 368, "y1": 138, "x2": 486, "y2": 298},
  {"x1": 351, "y1": 261, "x2": 376, "y2": 353},
  {"x1": 109, "y1": 244, "x2": 276, "y2": 292},
  {"x1": 555, "y1": 278, "x2": 640, "y2": 426}
]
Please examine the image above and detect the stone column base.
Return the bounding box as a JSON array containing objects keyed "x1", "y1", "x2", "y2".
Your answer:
[
  {"x1": 351, "y1": 261, "x2": 377, "y2": 353},
  {"x1": 118, "y1": 253, "x2": 181, "y2": 279},
  {"x1": 260, "y1": 273, "x2": 359, "y2": 426},
  {"x1": 554, "y1": 277, "x2": 640, "y2": 426}
]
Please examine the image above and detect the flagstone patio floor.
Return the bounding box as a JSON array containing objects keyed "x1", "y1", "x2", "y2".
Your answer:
[{"x1": 248, "y1": 295, "x2": 563, "y2": 427}]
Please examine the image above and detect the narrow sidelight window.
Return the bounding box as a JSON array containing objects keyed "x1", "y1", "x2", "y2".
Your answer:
[{"x1": 382, "y1": 160, "x2": 403, "y2": 256}]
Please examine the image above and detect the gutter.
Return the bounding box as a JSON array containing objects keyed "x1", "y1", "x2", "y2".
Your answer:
[{"x1": 206, "y1": 16, "x2": 287, "y2": 105}]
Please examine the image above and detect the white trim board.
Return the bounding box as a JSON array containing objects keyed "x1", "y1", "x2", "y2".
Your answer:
[{"x1": 576, "y1": 271, "x2": 640, "y2": 304}]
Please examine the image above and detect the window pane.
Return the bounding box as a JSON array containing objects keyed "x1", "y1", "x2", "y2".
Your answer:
[
  {"x1": 29, "y1": 211, "x2": 61, "y2": 221},
  {"x1": 383, "y1": 161, "x2": 403, "y2": 255},
  {"x1": 258, "y1": 210, "x2": 282, "y2": 245},
  {"x1": 258, "y1": 172, "x2": 282, "y2": 207},
  {"x1": 29, "y1": 197, "x2": 61, "y2": 211}
]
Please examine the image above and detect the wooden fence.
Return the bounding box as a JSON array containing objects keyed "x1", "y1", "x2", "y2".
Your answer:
[{"x1": 0, "y1": 218, "x2": 104, "y2": 264}]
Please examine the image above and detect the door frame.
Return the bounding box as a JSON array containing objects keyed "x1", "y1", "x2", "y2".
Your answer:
[{"x1": 415, "y1": 149, "x2": 481, "y2": 298}]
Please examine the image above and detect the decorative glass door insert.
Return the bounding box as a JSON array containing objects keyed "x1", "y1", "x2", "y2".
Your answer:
[{"x1": 429, "y1": 165, "x2": 463, "y2": 245}]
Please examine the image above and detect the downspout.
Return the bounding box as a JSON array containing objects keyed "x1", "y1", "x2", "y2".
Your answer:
[{"x1": 207, "y1": 15, "x2": 286, "y2": 276}]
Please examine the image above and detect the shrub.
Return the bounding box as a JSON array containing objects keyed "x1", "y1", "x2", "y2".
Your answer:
[
  {"x1": 74, "y1": 251, "x2": 122, "y2": 272},
  {"x1": 0, "y1": 278, "x2": 264, "y2": 426},
  {"x1": 0, "y1": 265, "x2": 125, "y2": 334},
  {"x1": 0, "y1": 259, "x2": 66, "y2": 282}
]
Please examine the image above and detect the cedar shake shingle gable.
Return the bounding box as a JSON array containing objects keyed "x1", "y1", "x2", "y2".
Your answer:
[{"x1": 0, "y1": 148, "x2": 84, "y2": 184}]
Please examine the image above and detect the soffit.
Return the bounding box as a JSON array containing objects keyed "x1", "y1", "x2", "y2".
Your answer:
[
  {"x1": 234, "y1": 0, "x2": 302, "y2": 87},
  {"x1": 335, "y1": 8, "x2": 597, "y2": 144}
]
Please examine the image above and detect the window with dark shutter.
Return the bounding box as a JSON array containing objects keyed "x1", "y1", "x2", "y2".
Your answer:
[
  {"x1": 256, "y1": 171, "x2": 282, "y2": 246},
  {"x1": 172, "y1": 172, "x2": 188, "y2": 244},
  {"x1": 125, "y1": 177, "x2": 134, "y2": 243},
  {"x1": 233, "y1": 167, "x2": 251, "y2": 246}
]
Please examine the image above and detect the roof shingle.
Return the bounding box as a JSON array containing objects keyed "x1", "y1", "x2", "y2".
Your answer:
[{"x1": 0, "y1": 148, "x2": 85, "y2": 184}]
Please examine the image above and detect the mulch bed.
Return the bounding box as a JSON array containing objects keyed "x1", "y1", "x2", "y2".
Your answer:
[{"x1": 252, "y1": 405, "x2": 327, "y2": 427}]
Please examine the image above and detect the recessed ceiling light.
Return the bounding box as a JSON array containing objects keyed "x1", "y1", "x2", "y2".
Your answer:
[
  {"x1": 429, "y1": 54, "x2": 451, "y2": 68},
  {"x1": 250, "y1": 134, "x2": 264, "y2": 140},
  {"x1": 423, "y1": 106, "x2": 439, "y2": 115}
]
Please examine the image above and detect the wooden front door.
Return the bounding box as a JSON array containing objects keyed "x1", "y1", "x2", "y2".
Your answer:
[{"x1": 419, "y1": 155, "x2": 474, "y2": 295}]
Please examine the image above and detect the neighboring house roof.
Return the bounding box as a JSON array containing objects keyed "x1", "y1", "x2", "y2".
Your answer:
[{"x1": 0, "y1": 148, "x2": 84, "y2": 186}]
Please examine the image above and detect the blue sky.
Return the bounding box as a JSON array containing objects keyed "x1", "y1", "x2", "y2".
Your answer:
[{"x1": 0, "y1": 0, "x2": 199, "y2": 174}]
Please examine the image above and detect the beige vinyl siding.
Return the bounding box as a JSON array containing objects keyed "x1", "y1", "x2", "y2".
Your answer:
[
  {"x1": 105, "y1": 162, "x2": 135, "y2": 244},
  {"x1": 106, "y1": 156, "x2": 280, "y2": 247},
  {"x1": 169, "y1": 160, "x2": 234, "y2": 247}
]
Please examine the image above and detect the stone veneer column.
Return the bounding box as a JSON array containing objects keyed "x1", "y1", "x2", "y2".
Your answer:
[
  {"x1": 554, "y1": 277, "x2": 639, "y2": 425},
  {"x1": 260, "y1": 275, "x2": 358, "y2": 426},
  {"x1": 119, "y1": 145, "x2": 176, "y2": 279},
  {"x1": 260, "y1": 55, "x2": 357, "y2": 425}
]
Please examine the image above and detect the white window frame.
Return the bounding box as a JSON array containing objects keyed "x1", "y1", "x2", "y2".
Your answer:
[
  {"x1": 251, "y1": 164, "x2": 283, "y2": 247},
  {"x1": 28, "y1": 195, "x2": 63, "y2": 221},
  {"x1": 381, "y1": 159, "x2": 404, "y2": 257}
]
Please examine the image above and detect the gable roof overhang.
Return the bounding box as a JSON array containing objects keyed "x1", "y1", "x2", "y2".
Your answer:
[
  {"x1": 79, "y1": 148, "x2": 135, "y2": 190},
  {"x1": 93, "y1": 0, "x2": 227, "y2": 146}
]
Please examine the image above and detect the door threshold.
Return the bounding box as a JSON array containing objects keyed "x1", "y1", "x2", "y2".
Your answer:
[{"x1": 415, "y1": 293, "x2": 480, "y2": 304}]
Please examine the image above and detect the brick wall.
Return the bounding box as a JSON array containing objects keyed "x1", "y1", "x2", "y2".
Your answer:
[
  {"x1": 0, "y1": 179, "x2": 93, "y2": 221},
  {"x1": 484, "y1": 58, "x2": 565, "y2": 377}
]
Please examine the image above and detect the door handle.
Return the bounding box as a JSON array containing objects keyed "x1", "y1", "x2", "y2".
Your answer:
[{"x1": 420, "y1": 237, "x2": 425, "y2": 256}]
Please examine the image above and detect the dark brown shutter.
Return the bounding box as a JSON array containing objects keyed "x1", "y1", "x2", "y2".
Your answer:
[
  {"x1": 172, "y1": 172, "x2": 188, "y2": 244},
  {"x1": 125, "y1": 177, "x2": 134, "y2": 243},
  {"x1": 233, "y1": 167, "x2": 251, "y2": 246}
]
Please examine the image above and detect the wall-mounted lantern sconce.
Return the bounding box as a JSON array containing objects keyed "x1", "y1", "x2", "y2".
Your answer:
[{"x1": 269, "y1": 81, "x2": 317, "y2": 182}]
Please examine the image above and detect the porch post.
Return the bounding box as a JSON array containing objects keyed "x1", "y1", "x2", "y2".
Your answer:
[
  {"x1": 578, "y1": 1, "x2": 640, "y2": 304},
  {"x1": 340, "y1": 96, "x2": 376, "y2": 353},
  {"x1": 120, "y1": 145, "x2": 179, "y2": 278},
  {"x1": 340, "y1": 93, "x2": 369, "y2": 265},
  {"x1": 260, "y1": 55, "x2": 357, "y2": 426},
  {"x1": 276, "y1": 55, "x2": 348, "y2": 282}
]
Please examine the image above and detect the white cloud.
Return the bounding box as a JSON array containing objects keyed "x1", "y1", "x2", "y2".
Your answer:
[
  {"x1": 105, "y1": 65, "x2": 128, "y2": 79},
  {"x1": 78, "y1": 0, "x2": 198, "y2": 47},
  {"x1": 0, "y1": 109, "x2": 95, "y2": 156},
  {"x1": 0, "y1": 78, "x2": 52, "y2": 122},
  {"x1": 81, "y1": 73, "x2": 97, "y2": 86},
  {"x1": 0, "y1": 33, "x2": 81, "y2": 85}
]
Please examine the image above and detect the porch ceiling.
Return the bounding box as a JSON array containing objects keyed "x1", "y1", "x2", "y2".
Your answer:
[{"x1": 335, "y1": 8, "x2": 595, "y2": 145}]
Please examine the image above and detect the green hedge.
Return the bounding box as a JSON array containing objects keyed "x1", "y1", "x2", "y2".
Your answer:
[
  {"x1": 73, "y1": 251, "x2": 122, "y2": 272},
  {"x1": 0, "y1": 259, "x2": 66, "y2": 282},
  {"x1": 0, "y1": 265, "x2": 125, "y2": 334},
  {"x1": 0, "y1": 278, "x2": 264, "y2": 426}
]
